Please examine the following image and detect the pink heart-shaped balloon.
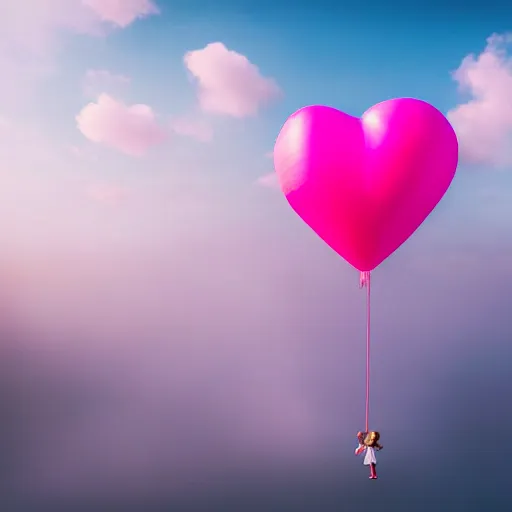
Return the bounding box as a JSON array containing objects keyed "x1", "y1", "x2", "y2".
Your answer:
[{"x1": 273, "y1": 99, "x2": 458, "y2": 271}]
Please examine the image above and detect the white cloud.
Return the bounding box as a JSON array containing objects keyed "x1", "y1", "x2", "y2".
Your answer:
[
  {"x1": 76, "y1": 94, "x2": 166, "y2": 156},
  {"x1": 447, "y1": 33, "x2": 512, "y2": 168},
  {"x1": 184, "y1": 42, "x2": 281, "y2": 118}
]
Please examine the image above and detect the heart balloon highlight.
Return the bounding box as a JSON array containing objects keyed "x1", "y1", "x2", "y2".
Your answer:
[{"x1": 273, "y1": 98, "x2": 458, "y2": 271}]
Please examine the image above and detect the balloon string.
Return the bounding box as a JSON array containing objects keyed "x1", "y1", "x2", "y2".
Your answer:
[{"x1": 359, "y1": 271, "x2": 371, "y2": 433}]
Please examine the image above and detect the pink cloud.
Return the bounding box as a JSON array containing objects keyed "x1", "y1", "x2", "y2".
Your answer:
[
  {"x1": 447, "y1": 33, "x2": 512, "y2": 167},
  {"x1": 76, "y1": 94, "x2": 166, "y2": 156},
  {"x1": 82, "y1": 0, "x2": 160, "y2": 28},
  {"x1": 0, "y1": 1, "x2": 159, "y2": 108},
  {"x1": 257, "y1": 172, "x2": 279, "y2": 189},
  {"x1": 0, "y1": 1, "x2": 96, "y2": 52},
  {"x1": 170, "y1": 117, "x2": 213, "y2": 142},
  {"x1": 0, "y1": 0, "x2": 158, "y2": 52},
  {"x1": 184, "y1": 42, "x2": 281, "y2": 117}
]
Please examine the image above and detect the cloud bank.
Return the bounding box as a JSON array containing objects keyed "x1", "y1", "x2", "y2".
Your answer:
[
  {"x1": 448, "y1": 33, "x2": 512, "y2": 168},
  {"x1": 0, "y1": 0, "x2": 159, "y2": 108}
]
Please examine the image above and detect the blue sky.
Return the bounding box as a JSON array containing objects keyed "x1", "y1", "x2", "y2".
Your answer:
[{"x1": 0, "y1": 1, "x2": 512, "y2": 510}]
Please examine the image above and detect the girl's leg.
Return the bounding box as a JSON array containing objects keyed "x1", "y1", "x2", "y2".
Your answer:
[{"x1": 371, "y1": 463, "x2": 377, "y2": 479}]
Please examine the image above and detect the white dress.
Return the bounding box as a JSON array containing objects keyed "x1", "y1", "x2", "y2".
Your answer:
[{"x1": 363, "y1": 446, "x2": 377, "y2": 466}]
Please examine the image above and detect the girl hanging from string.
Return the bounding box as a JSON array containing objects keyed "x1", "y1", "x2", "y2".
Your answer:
[
  {"x1": 356, "y1": 272, "x2": 383, "y2": 479},
  {"x1": 355, "y1": 431, "x2": 383, "y2": 479}
]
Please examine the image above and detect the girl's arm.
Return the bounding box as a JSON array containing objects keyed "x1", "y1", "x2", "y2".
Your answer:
[{"x1": 355, "y1": 444, "x2": 365, "y2": 455}]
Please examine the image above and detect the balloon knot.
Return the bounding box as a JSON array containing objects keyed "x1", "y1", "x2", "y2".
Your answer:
[{"x1": 359, "y1": 271, "x2": 370, "y2": 288}]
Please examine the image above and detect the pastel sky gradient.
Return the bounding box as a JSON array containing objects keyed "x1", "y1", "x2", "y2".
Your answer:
[{"x1": 1, "y1": 1, "x2": 512, "y2": 510}]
